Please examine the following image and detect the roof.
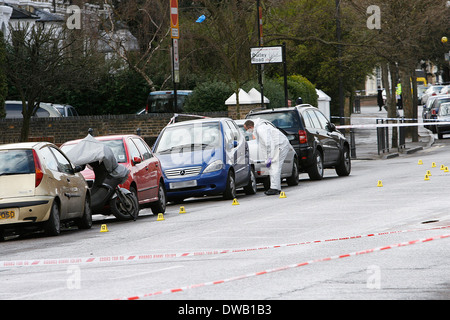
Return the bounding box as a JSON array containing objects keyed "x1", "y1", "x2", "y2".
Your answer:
[
  {"x1": 247, "y1": 88, "x2": 270, "y2": 104},
  {"x1": 0, "y1": 141, "x2": 49, "y2": 150},
  {"x1": 62, "y1": 134, "x2": 141, "y2": 146},
  {"x1": 33, "y1": 8, "x2": 64, "y2": 22},
  {"x1": 316, "y1": 89, "x2": 331, "y2": 101},
  {"x1": 9, "y1": 5, "x2": 39, "y2": 20},
  {"x1": 8, "y1": 5, "x2": 64, "y2": 22},
  {"x1": 225, "y1": 88, "x2": 269, "y2": 105},
  {"x1": 167, "y1": 117, "x2": 232, "y2": 127},
  {"x1": 248, "y1": 104, "x2": 314, "y2": 115},
  {"x1": 225, "y1": 89, "x2": 254, "y2": 105}
]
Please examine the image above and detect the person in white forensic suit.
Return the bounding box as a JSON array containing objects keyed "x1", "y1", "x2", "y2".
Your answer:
[{"x1": 244, "y1": 119, "x2": 291, "y2": 195}]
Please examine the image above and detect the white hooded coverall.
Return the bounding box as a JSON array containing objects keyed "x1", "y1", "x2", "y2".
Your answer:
[{"x1": 253, "y1": 119, "x2": 291, "y2": 191}]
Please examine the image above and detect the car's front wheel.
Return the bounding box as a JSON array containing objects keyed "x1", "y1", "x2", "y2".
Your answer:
[
  {"x1": 335, "y1": 145, "x2": 351, "y2": 176},
  {"x1": 151, "y1": 183, "x2": 167, "y2": 214},
  {"x1": 223, "y1": 170, "x2": 236, "y2": 200},
  {"x1": 286, "y1": 159, "x2": 299, "y2": 186}
]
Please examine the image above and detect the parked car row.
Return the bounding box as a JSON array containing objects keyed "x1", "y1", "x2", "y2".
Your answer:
[
  {"x1": 421, "y1": 84, "x2": 450, "y2": 105},
  {"x1": 3, "y1": 101, "x2": 79, "y2": 119},
  {"x1": 0, "y1": 104, "x2": 351, "y2": 240},
  {"x1": 422, "y1": 94, "x2": 450, "y2": 138}
]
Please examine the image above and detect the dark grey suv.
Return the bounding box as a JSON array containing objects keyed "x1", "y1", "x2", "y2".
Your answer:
[{"x1": 246, "y1": 104, "x2": 351, "y2": 180}]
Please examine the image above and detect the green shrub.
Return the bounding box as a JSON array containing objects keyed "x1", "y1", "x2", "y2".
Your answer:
[
  {"x1": 184, "y1": 81, "x2": 233, "y2": 112},
  {"x1": 278, "y1": 75, "x2": 318, "y2": 107}
]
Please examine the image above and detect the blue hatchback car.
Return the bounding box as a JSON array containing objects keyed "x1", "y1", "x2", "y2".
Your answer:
[{"x1": 153, "y1": 118, "x2": 257, "y2": 201}]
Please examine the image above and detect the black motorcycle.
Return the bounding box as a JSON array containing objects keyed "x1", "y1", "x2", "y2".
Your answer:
[{"x1": 65, "y1": 135, "x2": 139, "y2": 221}]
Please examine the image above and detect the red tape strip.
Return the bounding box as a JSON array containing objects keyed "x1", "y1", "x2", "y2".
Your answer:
[
  {"x1": 1, "y1": 225, "x2": 448, "y2": 268},
  {"x1": 116, "y1": 233, "x2": 450, "y2": 300}
]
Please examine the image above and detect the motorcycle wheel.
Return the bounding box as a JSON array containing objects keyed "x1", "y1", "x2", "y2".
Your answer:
[{"x1": 110, "y1": 190, "x2": 139, "y2": 221}]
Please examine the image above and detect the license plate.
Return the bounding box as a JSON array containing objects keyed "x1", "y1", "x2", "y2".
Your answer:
[
  {"x1": 169, "y1": 180, "x2": 198, "y2": 189},
  {"x1": 0, "y1": 210, "x2": 16, "y2": 220}
]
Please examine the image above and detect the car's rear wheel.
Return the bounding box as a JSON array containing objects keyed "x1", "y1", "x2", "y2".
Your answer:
[
  {"x1": 307, "y1": 149, "x2": 324, "y2": 180},
  {"x1": 244, "y1": 167, "x2": 257, "y2": 195},
  {"x1": 44, "y1": 200, "x2": 61, "y2": 236},
  {"x1": 77, "y1": 194, "x2": 92, "y2": 229}
]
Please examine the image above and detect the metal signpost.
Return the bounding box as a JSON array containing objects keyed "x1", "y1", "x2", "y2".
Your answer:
[
  {"x1": 170, "y1": 0, "x2": 179, "y2": 110},
  {"x1": 250, "y1": 44, "x2": 288, "y2": 108}
]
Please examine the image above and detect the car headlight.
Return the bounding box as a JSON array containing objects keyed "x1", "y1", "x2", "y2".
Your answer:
[{"x1": 203, "y1": 160, "x2": 224, "y2": 173}]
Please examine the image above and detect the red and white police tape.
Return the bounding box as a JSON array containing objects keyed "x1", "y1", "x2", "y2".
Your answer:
[
  {"x1": 335, "y1": 121, "x2": 450, "y2": 130},
  {"x1": 1, "y1": 225, "x2": 448, "y2": 268},
  {"x1": 117, "y1": 232, "x2": 450, "y2": 300}
]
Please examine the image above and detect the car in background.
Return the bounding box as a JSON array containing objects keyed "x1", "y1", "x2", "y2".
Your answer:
[
  {"x1": 235, "y1": 119, "x2": 298, "y2": 190},
  {"x1": 152, "y1": 118, "x2": 257, "y2": 202},
  {"x1": 0, "y1": 142, "x2": 91, "y2": 240},
  {"x1": 422, "y1": 94, "x2": 443, "y2": 125},
  {"x1": 4, "y1": 100, "x2": 62, "y2": 119},
  {"x1": 422, "y1": 85, "x2": 445, "y2": 106},
  {"x1": 246, "y1": 105, "x2": 351, "y2": 180},
  {"x1": 423, "y1": 96, "x2": 450, "y2": 133},
  {"x1": 417, "y1": 84, "x2": 428, "y2": 105},
  {"x1": 440, "y1": 85, "x2": 450, "y2": 95},
  {"x1": 137, "y1": 90, "x2": 193, "y2": 114},
  {"x1": 61, "y1": 135, "x2": 166, "y2": 215},
  {"x1": 43, "y1": 103, "x2": 79, "y2": 117},
  {"x1": 435, "y1": 102, "x2": 450, "y2": 139}
]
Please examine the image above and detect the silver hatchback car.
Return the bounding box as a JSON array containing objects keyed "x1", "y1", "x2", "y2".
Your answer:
[
  {"x1": 0, "y1": 142, "x2": 91, "y2": 239},
  {"x1": 235, "y1": 119, "x2": 298, "y2": 190}
]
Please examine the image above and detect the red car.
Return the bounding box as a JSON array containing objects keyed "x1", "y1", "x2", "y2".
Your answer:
[{"x1": 61, "y1": 135, "x2": 166, "y2": 215}]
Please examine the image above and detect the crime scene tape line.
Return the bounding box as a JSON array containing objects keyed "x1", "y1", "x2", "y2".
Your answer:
[
  {"x1": 1, "y1": 225, "x2": 448, "y2": 268},
  {"x1": 336, "y1": 121, "x2": 450, "y2": 130},
  {"x1": 331, "y1": 116, "x2": 419, "y2": 121},
  {"x1": 117, "y1": 233, "x2": 450, "y2": 300}
]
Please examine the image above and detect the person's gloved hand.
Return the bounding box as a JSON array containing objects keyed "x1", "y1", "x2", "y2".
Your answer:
[{"x1": 266, "y1": 158, "x2": 272, "y2": 168}]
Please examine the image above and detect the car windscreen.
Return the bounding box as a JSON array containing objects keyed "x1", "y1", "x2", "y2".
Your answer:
[
  {"x1": 247, "y1": 111, "x2": 300, "y2": 131},
  {"x1": 0, "y1": 150, "x2": 35, "y2": 175},
  {"x1": 154, "y1": 122, "x2": 221, "y2": 153}
]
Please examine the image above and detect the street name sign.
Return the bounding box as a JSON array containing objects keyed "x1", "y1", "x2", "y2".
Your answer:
[{"x1": 250, "y1": 46, "x2": 283, "y2": 64}]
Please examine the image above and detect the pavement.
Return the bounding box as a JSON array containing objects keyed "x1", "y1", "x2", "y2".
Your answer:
[{"x1": 346, "y1": 105, "x2": 434, "y2": 160}]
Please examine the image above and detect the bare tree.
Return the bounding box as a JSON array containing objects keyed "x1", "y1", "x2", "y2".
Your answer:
[
  {"x1": 347, "y1": 0, "x2": 450, "y2": 142},
  {"x1": 183, "y1": 0, "x2": 257, "y2": 117},
  {"x1": 5, "y1": 23, "x2": 86, "y2": 141},
  {"x1": 98, "y1": 0, "x2": 172, "y2": 91}
]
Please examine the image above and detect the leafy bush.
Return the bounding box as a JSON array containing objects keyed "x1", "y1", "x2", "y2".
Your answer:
[
  {"x1": 184, "y1": 80, "x2": 233, "y2": 112},
  {"x1": 278, "y1": 75, "x2": 318, "y2": 107},
  {"x1": 242, "y1": 78, "x2": 284, "y2": 108}
]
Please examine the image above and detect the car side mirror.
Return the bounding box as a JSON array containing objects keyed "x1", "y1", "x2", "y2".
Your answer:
[
  {"x1": 328, "y1": 123, "x2": 336, "y2": 132},
  {"x1": 132, "y1": 157, "x2": 142, "y2": 165},
  {"x1": 73, "y1": 165, "x2": 85, "y2": 173}
]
